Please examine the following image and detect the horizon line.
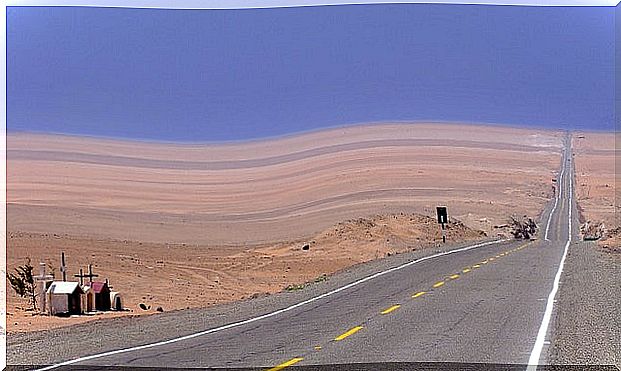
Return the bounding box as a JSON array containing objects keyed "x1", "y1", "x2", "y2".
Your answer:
[
  {"x1": 7, "y1": 121, "x2": 608, "y2": 146},
  {"x1": 6, "y1": 0, "x2": 620, "y2": 8}
]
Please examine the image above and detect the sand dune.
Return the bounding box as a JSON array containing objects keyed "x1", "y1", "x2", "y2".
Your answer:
[{"x1": 8, "y1": 123, "x2": 562, "y2": 245}]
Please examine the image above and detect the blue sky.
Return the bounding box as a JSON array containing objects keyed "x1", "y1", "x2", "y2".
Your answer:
[{"x1": 7, "y1": 4, "x2": 615, "y2": 141}]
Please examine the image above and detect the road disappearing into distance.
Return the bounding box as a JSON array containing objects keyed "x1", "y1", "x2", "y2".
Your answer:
[{"x1": 32, "y1": 135, "x2": 581, "y2": 370}]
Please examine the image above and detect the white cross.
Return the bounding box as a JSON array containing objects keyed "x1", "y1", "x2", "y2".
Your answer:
[
  {"x1": 34, "y1": 262, "x2": 54, "y2": 282},
  {"x1": 34, "y1": 262, "x2": 54, "y2": 314}
]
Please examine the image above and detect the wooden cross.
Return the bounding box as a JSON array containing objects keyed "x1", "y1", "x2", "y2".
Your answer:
[
  {"x1": 60, "y1": 252, "x2": 67, "y2": 281},
  {"x1": 74, "y1": 264, "x2": 99, "y2": 285}
]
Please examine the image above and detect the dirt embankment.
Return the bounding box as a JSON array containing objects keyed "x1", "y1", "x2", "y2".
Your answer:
[{"x1": 7, "y1": 213, "x2": 484, "y2": 333}]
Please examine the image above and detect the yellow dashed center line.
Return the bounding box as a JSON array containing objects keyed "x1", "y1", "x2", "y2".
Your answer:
[
  {"x1": 269, "y1": 241, "x2": 536, "y2": 370},
  {"x1": 380, "y1": 304, "x2": 401, "y2": 315},
  {"x1": 266, "y1": 357, "x2": 304, "y2": 371},
  {"x1": 334, "y1": 326, "x2": 363, "y2": 341}
]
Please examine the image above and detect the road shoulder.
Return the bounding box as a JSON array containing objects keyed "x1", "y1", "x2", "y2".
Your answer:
[{"x1": 548, "y1": 242, "x2": 620, "y2": 367}]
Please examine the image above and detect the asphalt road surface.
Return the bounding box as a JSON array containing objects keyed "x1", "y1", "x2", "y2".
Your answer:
[{"x1": 22, "y1": 135, "x2": 604, "y2": 371}]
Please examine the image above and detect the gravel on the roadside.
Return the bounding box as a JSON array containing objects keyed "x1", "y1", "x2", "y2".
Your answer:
[{"x1": 548, "y1": 241, "x2": 621, "y2": 368}]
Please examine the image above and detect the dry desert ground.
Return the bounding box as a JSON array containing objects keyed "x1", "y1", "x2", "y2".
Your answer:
[
  {"x1": 6, "y1": 123, "x2": 564, "y2": 332},
  {"x1": 572, "y1": 132, "x2": 620, "y2": 250}
]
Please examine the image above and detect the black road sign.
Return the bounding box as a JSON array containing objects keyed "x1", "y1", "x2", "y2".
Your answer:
[{"x1": 436, "y1": 206, "x2": 448, "y2": 224}]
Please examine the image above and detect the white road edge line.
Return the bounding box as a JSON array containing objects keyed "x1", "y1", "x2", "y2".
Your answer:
[
  {"x1": 527, "y1": 153, "x2": 572, "y2": 370},
  {"x1": 544, "y1": 154, "x2": 565, "y2": 241},
  {"x1": 35, "y1": 238, "x2": 507, "y2": 371}
]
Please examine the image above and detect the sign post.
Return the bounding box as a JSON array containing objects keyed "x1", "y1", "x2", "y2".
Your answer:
[{"x1": 436, "y1": 206, "x2": 448, "y2": 243}]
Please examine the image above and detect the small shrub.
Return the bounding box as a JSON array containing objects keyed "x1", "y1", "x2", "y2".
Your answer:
[{"x1": 7, "y1": 258, "x2": 37, "y2": 310}]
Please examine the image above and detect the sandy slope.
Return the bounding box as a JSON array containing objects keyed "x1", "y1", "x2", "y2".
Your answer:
[
  {"x1": 6, "y1": 214, "x2": 483, "y2": 333},
  {"x1": 6, "y1": 123, "x2": 563, "y2": 332}
]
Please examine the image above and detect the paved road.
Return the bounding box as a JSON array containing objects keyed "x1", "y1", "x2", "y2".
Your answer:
[{"x1": 29, "y1": 136, "x2": 580, "y2": 370}]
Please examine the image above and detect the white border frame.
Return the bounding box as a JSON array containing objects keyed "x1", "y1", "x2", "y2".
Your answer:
[{"x1": 2, "y1": 1, "x2": 617, "y2": 370}]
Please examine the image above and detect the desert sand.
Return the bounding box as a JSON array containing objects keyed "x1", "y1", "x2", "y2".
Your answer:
[
  {"x1": 572, "y1": 132, "x2": 619, "y2": 249},
  {"x1": 7, "y1": 123, "x2": 563, "y2": 332}
]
